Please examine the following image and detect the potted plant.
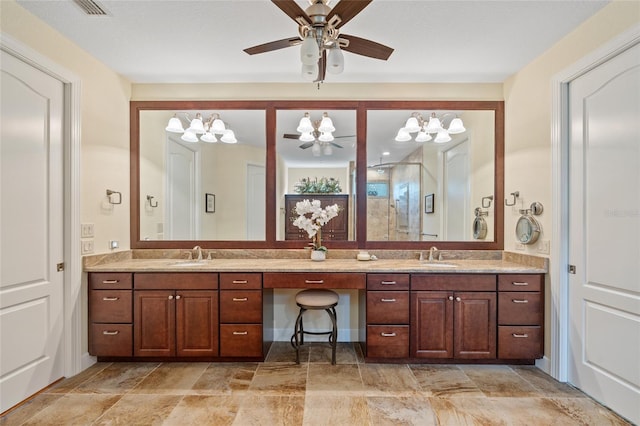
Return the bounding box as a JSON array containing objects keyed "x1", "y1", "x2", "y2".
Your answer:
[{"x1": 292, "y1": 199, "x2": 339, "y2": 261}]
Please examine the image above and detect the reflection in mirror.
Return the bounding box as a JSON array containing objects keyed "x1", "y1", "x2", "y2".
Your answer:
[
  {"x1": 366, "y1": 110, "x2": 495, "y2": 242},
  {"x1": 275, "y1": 109, "x2": 357, "y2": 242},
  {"x1": 139, "y1": 110, "x2": 266, "y2": 241}
]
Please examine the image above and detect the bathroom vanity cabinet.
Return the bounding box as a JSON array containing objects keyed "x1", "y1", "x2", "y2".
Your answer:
[{"x1": 284, "y1": 194, "x2": 349, "y2": 241}]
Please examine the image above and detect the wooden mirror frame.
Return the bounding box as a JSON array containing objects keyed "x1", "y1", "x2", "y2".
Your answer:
[{"x1": 130, "y1": 100, "x2": 504, "y2": 250}]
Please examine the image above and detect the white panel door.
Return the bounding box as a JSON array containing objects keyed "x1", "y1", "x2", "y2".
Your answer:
[
  {"x1": 568, "y1": 42, "x2": 640, "y2": 424},
  {"x1": 0, "y1": 51, "x2": 65, "y2": 412},
  {"x1": 165, "y1": 139, "x2": 198, "y2": 239},
  {"x1": 443, "y1": 140, "x2": 470, "y2": 240}
]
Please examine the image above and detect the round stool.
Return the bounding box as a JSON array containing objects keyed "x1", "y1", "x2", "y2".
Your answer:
[{"x1": 290, "y1": 289, "x2": 339, "y2": 365}]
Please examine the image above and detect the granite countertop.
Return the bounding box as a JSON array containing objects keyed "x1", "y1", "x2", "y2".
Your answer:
[{"x1": 84, "y1": 251, "x2": 547, "y2": 274}]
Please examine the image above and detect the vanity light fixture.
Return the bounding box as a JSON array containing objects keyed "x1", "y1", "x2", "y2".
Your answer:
[
  {"x1": 165, "y1": 113, "x2": 235, "y2": 144},
  {"x1": 395, "y1": 112, "x2": 465, "y2": 143}
]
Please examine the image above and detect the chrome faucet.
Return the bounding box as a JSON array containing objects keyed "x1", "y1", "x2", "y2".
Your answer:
[
  {"x1": 428, "y1": 246, "x2": 438, "y2": 262},
  {"x1": 193, "y1": 245, "x2": 203, "y2": 261}
]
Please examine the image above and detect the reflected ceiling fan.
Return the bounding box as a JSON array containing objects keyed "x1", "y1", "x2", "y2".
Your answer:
[
  {"x1": 243, "y1": 0, "x2": 394, "y2": 82},
  {"x1": 283, "y1": 132, "x2": 351, "y2": 150}
]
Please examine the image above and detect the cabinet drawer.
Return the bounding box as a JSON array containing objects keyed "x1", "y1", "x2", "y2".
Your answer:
[
  {"x1": 220, "y1": 290, "x2": 262, "y2": 323},
  {"x1": 90, "y1": 273, "x2": 132, "y2": 290},
  {"x1": 411, "y1": 274, "x2": 496, "y2": 291},
  {"x1": 366, "y1": 325, "x2": 409, "y2": 358},
  {"x1": 134, "y1": 273, "x2": 218, "y2": 290},
  {"x1": 367, "y1": 274, "x2": 409, "y2": 291},
  {"x1": 498, "y1": 274, "x2": 542, "y2": 292},
  {"x1": 498, "y1": 292, "x2": 542, "y2": 325},
  {"x1": 90, "y1": 290, "x2": 132, "y2": 323},
  {"x1": 367, "y1": 291, "x2": 409, "y2": 324},
  {"x1": 263, "y1": 273, "x2": 365, "y2": 289},
  {"x1": 220, "y1": 324, "x2": 263, "y2": 357},
  {"x1": 498, "y1": 326, "x2": 542, "y2": 359},
  {"x1": 90, "y1": 323, "x2": 132, "y2": 357},
  {"x1": 220, "y1": 273, "x2": 262, "y2": 290}
]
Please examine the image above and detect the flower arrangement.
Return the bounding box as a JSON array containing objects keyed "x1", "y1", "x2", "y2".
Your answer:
[
  {"x1": 292, "y1": 199, "x2": 339, "y2": 252},
  {"x1": 294, "y1": 177, "x2": 341, "y2": 194}
]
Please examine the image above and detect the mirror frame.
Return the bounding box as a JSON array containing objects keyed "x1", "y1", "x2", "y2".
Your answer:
[{"x1": 130, "y1": 100, "x2": 504, "y2": 250}]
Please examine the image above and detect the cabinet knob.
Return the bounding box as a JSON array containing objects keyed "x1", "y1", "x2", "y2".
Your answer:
[
  {"x1": 175, "y1": 295, "x2": 181, "y2": 300},
  {"x1": 168, "y1": 295, "x2": 174, "y2": 300},
  {"x1": 448, "y1": 296, "x2": 454, "y2": 301},
  {"x1": 455, "y1": 297, "x2": 461, "y2": 302}
]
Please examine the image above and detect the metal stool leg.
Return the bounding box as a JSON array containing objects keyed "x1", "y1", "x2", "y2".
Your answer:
[
  {"x1": 290, "y1": 307, "x2": 306, "y2": 364},
  {"x1": 326, "y1": 306, "x2": 338, "y2": 365}
]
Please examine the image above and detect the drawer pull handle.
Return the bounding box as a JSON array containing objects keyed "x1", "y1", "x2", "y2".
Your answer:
[
  {"x1": 233, "y1": 331, "x2": 248, "y2": 335},
  {"x1": 102, "y1": 330, "x2": 119, "y2": 335},
  {"x1": 305, "y1": 280, "x2": 324, "y2": 284},
  {"x1": 380, "y1": 281, "x2": 397, "y2": 285},
  {"x1": 380, "y1": 298, "x2": 396, "y2": 302},
  {"x1": 102, "y1": 297, "x2": 119, "y2": 301},
  {"x1": 380, "y1": 332, "x2": 397, "y2": 337},
  {"x1": 232, "y1": 280, "x2": 248, "y2": 284},
  {"x1": 512, "y1": 333, "x2": 529, "y2": 338},
  {"x1": 232, "y1": 297, "x2": 248, "y2": 302},
  {"x1": 512, "y1": 299, "x2": 529, "y2": 303},
  {"x1": 512, "y1": 282, "x2": 529, "y2": 286},
  {"x1": 102, "y1": 280, "x2": 119, "y2": 284}
]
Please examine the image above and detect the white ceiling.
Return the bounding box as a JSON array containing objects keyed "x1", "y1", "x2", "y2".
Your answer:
[{"x1": 16, "y1": 0, "x2": 609, "y2": 84}]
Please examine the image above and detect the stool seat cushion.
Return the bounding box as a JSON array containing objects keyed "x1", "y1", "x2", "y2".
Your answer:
[{"x1": 295, "y1": 289, "x2": 339, "y2": 307}]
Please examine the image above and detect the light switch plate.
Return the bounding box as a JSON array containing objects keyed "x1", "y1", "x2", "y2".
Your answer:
[
  {"x1": 81, "y1": 223, "x2": 94, "y2": 238},
  {"x1": 538, "y1": 240, "x2": 550, "y2": 254},
  {"x1": 81, "y1": 240, "x2": 94, "y2": 254}
]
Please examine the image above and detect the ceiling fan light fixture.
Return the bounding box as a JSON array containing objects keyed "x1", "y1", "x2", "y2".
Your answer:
[
  {"x1": 447, "y1": 117, "x2": 466, "y2": 134},
  {"x1": 318, "y1": 113, "x2": 335, "y2": 133},
  {"x1": 300, "y1": 34, "x2": 320, "y2": 66},
  {"x1": 220, "y1": 129, "x2": 238, "y2": 144},
  {"x1": 297, "y1": 113, "x2": 314, "y2": 133},
  {"x1": 300, "y1": 131, "x2": 315, "y2": 142},
  {"x1": 311, "y1": 141, "x2": 322, "y2": 156},
  {"x1": 200, "y1": 132, "x2": 217, "y2": 143},
  {"x1": 301, "y1": 63, "x2": 318, "y2": 81},
  {"x1": 434, "y1": 129, "x2": 452, "y2": 143},
  {"x1": 323, "y1": 143, "x2": 333, "y2": 156},
  {"x1": 326, "y1": 44, "x2": 344, "y2": 74},
  {"x1": 395, "y1": 128, "x2": 411, "y2": 142},
  {"x1": 181, "y1": 130, "x2": 199, "y2": 143}
]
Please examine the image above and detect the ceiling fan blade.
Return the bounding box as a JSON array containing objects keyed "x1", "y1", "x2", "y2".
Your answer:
[
  {"x1": 299, "y1": 142, "x2": 314, "y2": 149},
  {"x1": 328, "y1": 0, "x2": 372, "y2": 29},
  {"x1": 283, "y1": 133, "x2": 300, "y2": 139},
  {"x1": 329, "y1": 142, "x2": 344, "y2": 148},
  {"x1": 244, "y1": 37, "x2": 302, "y2": 55},
  {"x1": 334, "y1": 134, "x2": 356, "y2": 139},
  {"x1": 341, "y1": 34, "x2": 394, "y2": 60},
  {"x1": 272, "y1": 0, "x2": 311, "y2": 25},
  {"x1": 315, "y1": 50, "x2": 327, "y2": 82}
]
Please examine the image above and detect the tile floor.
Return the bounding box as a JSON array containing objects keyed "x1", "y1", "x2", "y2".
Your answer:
[{"x1": 0, "y1": 343, "x2": 630, "y2": 425}]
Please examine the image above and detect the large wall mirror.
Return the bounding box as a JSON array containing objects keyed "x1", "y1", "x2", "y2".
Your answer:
[{"x1": 131, "y1": 100, "x2": 503, "y2": 249}]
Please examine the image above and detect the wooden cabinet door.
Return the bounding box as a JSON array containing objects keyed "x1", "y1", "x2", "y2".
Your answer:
[
  {"x1": 284, "y1": 194, "x2": 349, "y2": 240},
  {"x1": 454, "y1": 292, "x2": 496, "y2": 359},
  {"x1": 134, "y1": 290, "x2": 175, "y2": 357},
  {"x1": 411, "y1": 291, "x2": 453, "y2": 358},
  {"x1": 176, "y1": 290, "x2": 219, "y2": 357}
]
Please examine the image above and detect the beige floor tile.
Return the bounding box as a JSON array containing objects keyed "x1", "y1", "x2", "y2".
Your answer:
[
  {"x1": 308, "y1": 341, "x2": 359, "y2": 364},
  {"x1": 303, "y1": 394, "x2": 370, "y2": 426},
  {"x1": 20, "y1": 394, "x2": 121, "y2": 426},
  {"x1": 0, "y1": 394, "x2": 63, "y2": 426},
  {"x1": 359, "y1": 364, "x2": 421, "y2": 396},
  {"x1": 234, "y1": 395, "x2": 305, "y2": 425},
  {"x1": 366, "y1": 396, "x2": 437, "y2": 426},
  {"x1": 410, "y1": 365, "x2": 484, "y2": 398},
  {"x1": 44, "y1": 362, "x2": 112, "y2": 394},
  {"x1": 511, "y1": 366, "x2": 586, "y2": 398},
  {"x1": 93, "y1": 394, "x2": 182, "y2": 425},
  {"x1": 429, "y1": 397, "x2": 508, "y2": 425},
  {"x1": 548, "y1": 397, "x2": 633, "y2": 425},
  {"x1": 307, "y1": 363, "x2": 365, "y2": 394},
  {"x1": 164, "y1": 395, "x2": 240, "y2": 425},
  {"x1": 248, "y1": 363, "x2": 308, "y2": 395},
  {"x1": 130, "y1": 362, "x2": 209, "y2": 394},
  {"x1": 71, "y1": 362, "x2": 159, "y2": 394},
  {"x1": 264, "y1": 341, "x2": 310, "y2": 363},
  {"x1": 191, "y1": 362, "x2": 258, "y2": 394},
  {"x1": 488, "y1": 397, "x2": 581, "y2": 425},
  {"x1": 460, "y1": 365, "x2": 542, "y2": 397}
]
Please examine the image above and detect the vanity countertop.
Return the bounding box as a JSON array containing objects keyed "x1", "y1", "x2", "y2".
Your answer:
[{"x1": 84, "y1": 256, "x2": 546, "y2": 274}]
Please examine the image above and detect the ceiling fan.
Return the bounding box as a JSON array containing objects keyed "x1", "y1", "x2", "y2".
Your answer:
[
  {"x1": 283, "y1": 131, "x2": 351, "y2": 150},
  {"x1": 243, "y1": 0, "x2": 394, "y2": 82}
]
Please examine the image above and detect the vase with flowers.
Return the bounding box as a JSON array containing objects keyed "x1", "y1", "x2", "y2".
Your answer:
[{"x1": 292, "y1": 199, "x2": 339, "y2": 261}]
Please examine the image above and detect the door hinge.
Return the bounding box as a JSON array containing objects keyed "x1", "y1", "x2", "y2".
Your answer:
[
  {"x1": 568, "y1": 264, "x2": 576, "y2": 274},
  {"x1": 57, "y1": 262, "x2": 65, "y2": 272}
]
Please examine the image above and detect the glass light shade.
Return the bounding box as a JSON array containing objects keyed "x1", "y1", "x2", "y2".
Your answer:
[
  {"x1": 200, "y1": 132, "x2": 217, "y2": 143},
  {"x1": 301, "y1": 63, "x2": 318, "y2": 81},
  {"x1": 394, "y1": 128, "x2": 411, "y2": 142},
  {"x1": 297, "y1": 115, "x2": 314, "y2": 133},
  {"x1": 447, "y1": 117, "x2": 466, "y2": 134},
  {"x1": 415, "y1": 131, "x2": 432, "y2": 142},
  {"x1": 187, "y1": 115, "x2": 205, "y2": 134},
  {"x1": 318, "y1": 115, "x2": 335, "y2": 133},
  {"x1": 434, "y1": 130, "x2": 452, "y2": 143},
  {"x1": 299, "y1": 132, "x2": 315, "y2": 142},
  {"x1": 323, "y1": 143, "x2": 333, "y2": 155},
  {"x1": 404, "y1": 116, "x2": 421, "y2": 133},
  {"x1": 311, "y1": 142, "x2": 321, "y2": 156},
  {"x1": 181, "y1": 131, "x2": 199, "y2": 143},
  {"x1": 300, "y1": 35, "x2": 319, "y2": 66},
  {"x1": 326, "y1": 45, "x2": 344, "y2": 74},
  {"x1": 210, "y1": 118, "x2": 226, "y2": 134},
  {"x1": 425, "y1": 115, "x2": 443, "y2": 134},
  {"x1": 220, "y1": 130, "x2": 237, "y2": 144},
  {"x1": 318, "y1": 131, "x2": 334, "y2": 142},
  {"x1": 165, "y1": 117, "x2": 184, "y2": 133}
]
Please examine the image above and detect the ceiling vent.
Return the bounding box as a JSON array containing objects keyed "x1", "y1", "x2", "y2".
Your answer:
[{"x1": 73, "y1": 0, "x2": 109, "y2": 16}]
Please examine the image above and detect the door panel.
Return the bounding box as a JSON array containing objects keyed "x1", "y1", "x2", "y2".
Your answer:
[{"x1": 0, "y1": 51, "x2": 64, "y2": 412}]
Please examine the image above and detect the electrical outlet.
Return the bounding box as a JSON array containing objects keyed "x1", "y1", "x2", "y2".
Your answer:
[
  {"x1": 514, "y1": 242, "x2": 525, "y2": 251},
  {"x1": 538, "y1": 240, "x2": 550, "y2": 254},
  {"x1": 81, "y1": 223, "x2": 94, "y2": 238},
  {"x1": 81, "y1": 240, "x2": 94, "y2": 254},
  {"x1": 109, "y1": 240, "x2": 119, "y2": 250}
]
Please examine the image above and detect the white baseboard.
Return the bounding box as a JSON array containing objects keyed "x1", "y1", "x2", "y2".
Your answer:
[
  {"x1": 535, "y1": 355, "x2": 551, "y2": 375},
  {"x1": 81, "y1": 352, "x2": 97, "y2": 371}
]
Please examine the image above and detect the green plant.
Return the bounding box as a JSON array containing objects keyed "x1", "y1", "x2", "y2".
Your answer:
[{"x1": 294, "y1": 177, "x2": 341, "y2": 194}]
